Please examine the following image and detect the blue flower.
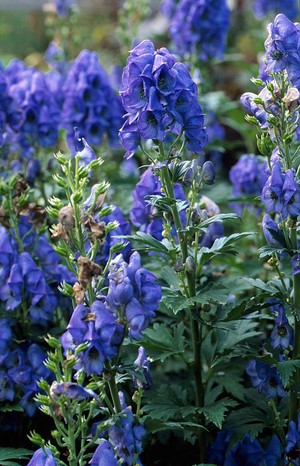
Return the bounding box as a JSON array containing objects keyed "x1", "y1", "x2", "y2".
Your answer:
[
  {"x1": 50, "y1": 381, "x2": 97, "y2": 401},
  {"x1": 27, "y1": 448, "x2": 57, "y2": 466},
  {"x1": 133, "y1": 346, "x2": 152, "y2": 389},
  {"x1": 285, "y1": 413, "x2": 300, "y2": 465},
  {"x1": 246, "y1": 359, "x2": 286, "y2": 398},
  {"x1": 253, "y1": 0, "x2": 298, "y2": 20},
  {"x1": 270, "y1": 304, "x2": 293, "y2": 349},
  {"x1": 119, "y1": 39, "x2": 206, "y2": 158},
  {"x1": 161, "y1": 0, "x2": 230, "y2": 61},
  {"x1": 89, "y1": 440, "x2": 118, "y2": 466}
]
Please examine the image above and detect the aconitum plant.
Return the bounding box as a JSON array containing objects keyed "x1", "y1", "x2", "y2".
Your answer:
[
  {"x1": 61, "y1": 50, "x2": 123, "y2": 150},
  {"x1": 253, "y1": 0, "x2": 298, "y2": 20},
  {"x1": 119, "y1": 39, "x2": 207, "y2": 158},
  {"x1": 161, "y1": 0, "x2": 230, "y2": 61}
]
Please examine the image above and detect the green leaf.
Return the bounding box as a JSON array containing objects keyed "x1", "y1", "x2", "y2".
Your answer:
[
  {"x1": 120, "y1": 232, "x2": 170, "y2": 254},
  {"x1": 201, "y1": 399, "x2": 237, "y2": 429},
  {"x1": 258, "y1": 245, "x2": 289, "y2": 258},
  {"x1": 197, "y1": 232, "x2": 253, "y2": 268},
  {"x1": 162, "y1": 283, "x2": 230, "y2": 314},
  {"x1": 142, "y1": 384, "x2": 188, "y2": 421},
  {"x1": 276, "y1": 360, "x2": 300, "y2": 388},
  {"x1": 0, "y1": 448, "x2": 33, "y2": 463},
  {"x1": 141, "y1": 322, "x2": 185, "y2": 362}
]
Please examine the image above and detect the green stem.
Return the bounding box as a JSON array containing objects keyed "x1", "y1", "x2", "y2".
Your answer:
[
  {"x1": 289, "y1": 227, "x2": 300, "y2": 422},
  {"x1": 106, "y1": 364, "x2": 122, "y2": 413},
  {"x1": 160, "y1": 160, "x2": 206, "y2": 461}
]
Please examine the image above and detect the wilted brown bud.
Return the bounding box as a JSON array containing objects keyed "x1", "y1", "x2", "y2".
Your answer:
[
  {"x1": 20, "y1": 203, "x2": 46, "y2": 227},
  {"x1": 59, "y1": 205, "x2": 75, "y2": 230},
  {"x1": 73, "y1": 282, "x2": 85, "y2": 304},
  {"x1": 84, "y1": 216, "x2": 106, "y2": 242},
  {"x1": 51, "y1": 223, "x2": 70, "y2": 242},
  {"x1": 14, "y1": 177, "x2": 29, "y2": 198},
  {"x1": 199, "y1": 195, "x2": 220, "y2": 217},
  {"x1": 0, "y1": 206, "x2": 9, "y2": 228},
  {"x1": 282, "y1": 87, "x2": 300, "y2": 110},
  {"x1": 77, "y1": 256, "x2": 102, "y2": 288}
]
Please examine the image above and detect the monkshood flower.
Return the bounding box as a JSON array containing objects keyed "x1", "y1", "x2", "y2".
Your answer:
[
  {"x1": 246, "y1": 360, "x2": 286, "y2": 398},
  {"x1": 51, "y1": 0, "x2": 76, "y2": 16},
  {"x1": 270, "y1": 303, "x2": 293, "y2": 349},
  {"x1": 229, "y1": 154, "x2": 268, "y2": 215},
  {"x1": 74, "y1": 128, "x2": 96, "y2": 166},
  {"x1": 130, "y1": 166, "x2": 186, "y2": 241},
  {"x1": 208, "y1": 430, "x2": 281, "y2": 466},
  {"x1": 264, "y1": 14, "x2": 300, "y2": 89},
  {"x1": 261, "y1": 161, "x2": 300, "y2": 219},
  {"x1": 27, "y1": 448, "x2": 57, "y2": 466},
  {"x1": 107, "y1": 252, "x2": 162, "y2": 340},
  {"x1": 107, "y1": 399, "x2": 146, "y2": 465},
  {"x1": 119, "y1": 40, "x2": 207, "y2": 158},
  {"x1": 240, "y1": 82, "x2": 281, "y2": 129},
  {"x1": 286, "y1": 413, "x2": 300, "y2": 465},
  {"x1": 133, "y1": 346, "x2": 152, "y2": 390},
  {"x1": 50, "y1": 381, "x2": 97, "y2": 401},
  {"x1": 262, "y1": 214, "x2": 286, "y2": 249},
  {"x1": 6, "y1": 65, "x2": 60, "y2": 157},
  {"x1": 61, "y1": 300, "x2": 124, "y2": 376},
  {"x1": 61, "y1": 50, "x2": 123, "y2": 150},
  {"x1": 253, "y1": 0, "x2": 298, "y2": 20},
  {"x1": 161, "y1": 0, "x2": 230, "y2": 61},
  {"x1": 90, "y1": 440, "x2": 118, "y2": 466}
]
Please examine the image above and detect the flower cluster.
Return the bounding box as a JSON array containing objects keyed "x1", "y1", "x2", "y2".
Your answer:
[
  {"x1": 264, "y1": 14, "x2": 300, "y2": 90},
  {"x1": 62, "y1": 50, "x2": 123, "y2": 150},
  {"x1": 61, "y1": 299, "x2": 124, "y2": 376},
  {"x1": 161, "y1": 0, "x2": 230, "y2": 61},
  {"x1": 229, "y1": 153, "x2": 268, "y2": 215},
  {"x1": 106, "y1": 251, "x2": 162, "y2": 340},
  {"x1": 253, "y1": 0, "x2": 298, "y2": 20},
  {"x1": 208, "y1": 430, "x2": 281, "y2": 466},
  {"x1": 61, "y1": 251, "x2": 161, "y2": 374},
  {"x1": 261, "y1": 159, "x2": 300, "y2": 219},
  {"x1": 0, "y1": 211, "x2": 74, "y2": 413},
  {"x1": 5, "y1": 61, "x2": 60, "y2": 158},
  {"x1": 119, "y1": 39, "x2": 207, "y2": 158}
]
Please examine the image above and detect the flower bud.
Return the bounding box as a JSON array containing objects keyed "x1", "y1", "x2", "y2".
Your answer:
[
  {"x1": 201, "y1": 161, "x2": 215, "y2": 185},
  {"x1": 185, "y1": 256, "x2": 195, "y2": 273},
  {"x1": 174, "y1": 257, "x2": 184, "y2": 272}
]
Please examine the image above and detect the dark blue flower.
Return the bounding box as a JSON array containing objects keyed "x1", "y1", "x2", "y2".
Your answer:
[
  {"x1": 246, "y1": 359, "x2": 286, "y2": 398},
  {"x1": 254, "y1": 0, "x2": 298, "y2": 20},
  {"x1": 161, "y1": 0, "x2": 230, "y2": 61},
  {"x1": 89, "y1": 440, "x2": 118, "y2": 466},
  {"x1": 270, "y1": 304, "x2": 293, "y2": 349},
  {"x1": 27, "y1": 448, "x2": 57, "y2": 466},
  {"x1": 133, "y1": 346, "x2": 152, "y2": 389},
  {"x1": 285, "y1": 413, "x2": 300, "y2": 465},
  {"x1": 119, "y1": 39, "x2": 206, "y2": 158},
  {"x1": 50, "y1": 381, "x2": 97, "y2": 401}
]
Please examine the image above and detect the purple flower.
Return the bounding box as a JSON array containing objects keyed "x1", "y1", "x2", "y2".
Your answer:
[
  {"x1": 107, "y1": 252, "x2": 161, "y2": 340},
  {"x1": 285, "y1": 413, "x2": 300, "y2": 465},
  {"x1": 133, "y1": 346, "x2": 152, "y2": 389},
  {"x1": 62, "y1": 50, "x2": 123, "y2": 150},
  {"x1": 50, "y1": 381, "x2": 97, "y2": 401},
  {"x1": 108, "y1": 401, "x2": 146, "y2": 465},
  {"x1": 27, "y1": 448, "x2": 57, "y2": 466},
  {"x1": 264, "y1": 14, "x2": 300, "y2": 89},
  {"x1": 229, "y1": 154, "x2": 268, "y2": 214},
  {"x1": 90, "y1": 440, "x2": 118, "y2": 466},
  {"x1": 161, "y1": 0, "x2": 230, "y2": 61},
  {"x1": 270, "y1": 304, "x2": 293, "y2": 349},
  {"x1": 62, "y1": 300, "x2": 124, "y2": 376},
  {"x1": 119, "y1": 40, "x2": 206, "y2": 158},
  {"x1": 262, "y1": 214, "x2": 286, "y2": 248},
  {"x1": 246, "y1": 360, "x2": 286, "y2": 398},
  {"x1": 253, "y1": 0, "x2": 298, "y2": 20},
  {"x1": 52, "y1": 0, "x2": 76, "y2": 16},
  {"x1": 261, "y1": 161, "x2": 285, "y2": 215}
]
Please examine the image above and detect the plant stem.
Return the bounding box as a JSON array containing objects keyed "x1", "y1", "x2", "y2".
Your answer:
[
  {"x1": 289, "y1": 227, "x2": 300, "y2": 422},
  {"x1": 160, "y1": 162, "x2": 206, "y2": 461}
]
